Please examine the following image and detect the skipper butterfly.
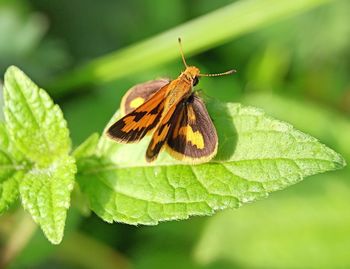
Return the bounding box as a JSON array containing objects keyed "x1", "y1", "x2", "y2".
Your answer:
[{"x1": 107, "y1": 38, "x2": 235, "y2": 164}]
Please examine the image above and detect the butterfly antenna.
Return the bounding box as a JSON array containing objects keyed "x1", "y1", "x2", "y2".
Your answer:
[
  {"x1": 199, "y1": 69, "x2": 236, "y2": 77},
  {"x1": 178, "y1": 38, "x2": 188, "y2": 68}
]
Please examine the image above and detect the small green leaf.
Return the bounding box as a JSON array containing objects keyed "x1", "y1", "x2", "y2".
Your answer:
[
  {"x1": 2, "y1": 66, "x2": 77, "y2": 244},
  {"x1": 0, "y1": 123, "x2": 28, "y2": 213},
  {"x1": 20, "y1": 155, "x2": 76, "y2": 244},
  {"x1": 3, "y1": 66, "x2": 71, "y2": 166},
  {"x1": 77, "y1": 101, "x2": 345, "y2": 225},
  {"x1": 71, "y1": 182, "x2": 91, "y2": 217},
  {"x1": 0, "y1": 171, "x2": 23, "y2": 213},
  {"x1": 73, "y1": 133, "x2": 99, "y2": 159},
  {"x1": 70, "y1": 133, "x2": 100, "y2": 216}
]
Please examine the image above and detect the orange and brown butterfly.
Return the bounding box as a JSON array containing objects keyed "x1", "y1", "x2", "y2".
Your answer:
[{"x1": 106, "y1": 38, "x2": 235, "y2": 164}]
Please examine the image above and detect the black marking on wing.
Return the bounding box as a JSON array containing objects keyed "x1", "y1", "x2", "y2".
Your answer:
[
  {"x1": 166, "y1": 93, "x2": 218, "y2": 160},
  {"x1": 107, "y1": 84, "x2": 169, "y2": 143}
]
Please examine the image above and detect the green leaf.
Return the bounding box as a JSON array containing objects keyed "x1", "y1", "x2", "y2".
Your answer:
[
  {"x1": 71, "y1": 133, "x2": 100, "y2": 216},
  {"x1": 3, "y1": 66, "x2": 71, "y2": 166},
  {"x1": 19, "y1": 155, "x2": 76, "y2": 244},
  {"x1": 0, "y1": 123, "x2": 27, "y2": 213},
  {"x1": 77, "y1": 101, "x2": 345, "y2": 225},
  {"x1": 52, "y1": 0, "x2": 332, "y2": 95},
  {"x1": 2, "y1": 66, "x2": 77, "y2": 244},
  {"x1": 0, "y1": 172, "x2": 19, "y2": 213},
  {"x1": 73, "y1": 133, "x2": 100, "y2": 160},
  {"x1": 194, "y1": 173, "x2": 350, "y2": 269}
]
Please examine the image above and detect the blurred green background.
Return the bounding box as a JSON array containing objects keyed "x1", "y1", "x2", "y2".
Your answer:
[{"x1": 0, "y1": 0, "x2": 349, "y2": 268}]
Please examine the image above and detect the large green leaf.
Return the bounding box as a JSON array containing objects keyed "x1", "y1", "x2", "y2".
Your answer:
[
  {"x1": 77, "y1": 101, "x2": 345, "y2": 225},
  {"x1": 195, "y1": 94, "x2": 350, "y2": 267}
]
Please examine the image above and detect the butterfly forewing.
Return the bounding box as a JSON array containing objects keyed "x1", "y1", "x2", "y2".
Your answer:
[
  {"x1": 107, "y1": 83, "x2": 169, "y2": 143},
  {"x1": 166, "y1": 93, "x2": 218, "y2": 163},
  {"x1": 145, "y1": 101, "x2": 183, "y2": 162},
  {"x1": 121, "y1": 79, "x2": 170, "y2": 115}
]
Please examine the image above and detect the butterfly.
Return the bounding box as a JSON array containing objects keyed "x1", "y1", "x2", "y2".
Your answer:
[{"x1": 107, "y1": 38, "x2": 235, "y2": 164}]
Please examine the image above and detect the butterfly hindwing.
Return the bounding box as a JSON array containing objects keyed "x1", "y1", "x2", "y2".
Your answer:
[
  {"x1": 166, "y1": 93, "x2": 218, "y2": 163},
  {"x1": 120, "y1": 79, "x2": 170, "y2": 115},
  {"x1": 107, "y1": 83, "x2": 169, "y2": 143}
]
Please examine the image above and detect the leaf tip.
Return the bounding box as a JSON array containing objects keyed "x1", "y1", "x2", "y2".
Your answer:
[
  {"x1": 334, "y1": 153, "x2": 347, "y2": 170},
  {"x1": 6, "y1": 65, "x2": 20, "y2": 73},
  {"x1": 4, "y1": 65, "x2": 22, "y2": 80},
  {"x1": 47, "y1": 234, "x2": 63, "y2": 245}
]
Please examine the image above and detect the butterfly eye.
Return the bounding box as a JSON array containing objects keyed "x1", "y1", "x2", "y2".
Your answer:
[{"x1": 193, "y1": 76, "x2": 199, "y2": 86}]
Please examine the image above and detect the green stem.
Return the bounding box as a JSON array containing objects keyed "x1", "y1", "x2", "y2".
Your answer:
[
  {"x1": 51, "y1": 0, "x2": 331, "y2": 96},
  {"x1": 54, "y1": 232, "x2": 132, "y2": 269},
  {"x1": 0, "y1": 210, "x2": 37, "y2": 268}
]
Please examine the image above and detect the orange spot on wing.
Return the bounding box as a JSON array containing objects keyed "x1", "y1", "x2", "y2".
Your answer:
[{"x1": 121, "y1": 114, "x2": 158, "y2": 132}]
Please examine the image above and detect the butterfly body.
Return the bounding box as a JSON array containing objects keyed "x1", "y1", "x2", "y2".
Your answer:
[{"x1": 163, "y1": 66, "x2": 198, "y2": 109}]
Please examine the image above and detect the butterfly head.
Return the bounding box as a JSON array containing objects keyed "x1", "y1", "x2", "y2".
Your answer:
[
  {"x1": 178, "y1": 38, "x2": 235, "y2": 86},
  {"x1": 184, "y1": 66, "x2": 200, "y2": 86}
]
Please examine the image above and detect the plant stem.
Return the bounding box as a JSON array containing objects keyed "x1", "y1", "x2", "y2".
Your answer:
[
  {"x1": 54, "y1": 232, "x2": 132, "y2": 269},
  {"x1": 51, "y1": 0, "x2": 331, "y2": 96},
  {"x1": 0, "y1": 210, "x2": 37, "y2": 268}
]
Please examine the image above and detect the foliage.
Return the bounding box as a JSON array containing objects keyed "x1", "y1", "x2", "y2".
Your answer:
[
  {"x1": 1, "y1": 66, "x2": 76, "y2": 244},
  {"x1": 0, "y1": 0, "x2": 349, "y2": 268},
  {"x1": 0, "y1": 65, "x2": 344, "y2": 244}
]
